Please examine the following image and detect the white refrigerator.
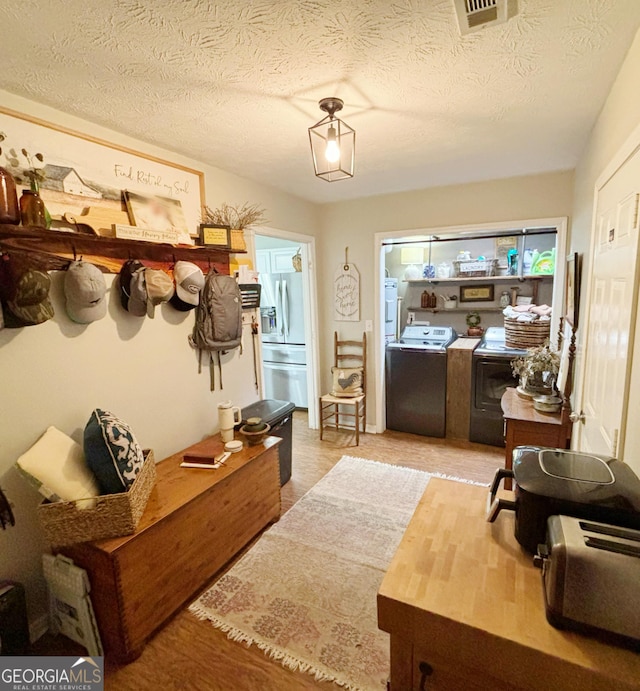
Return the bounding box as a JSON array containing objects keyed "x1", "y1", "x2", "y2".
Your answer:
[{"x1": 260, "y1": 272, "x2": 308, "y2": 408}]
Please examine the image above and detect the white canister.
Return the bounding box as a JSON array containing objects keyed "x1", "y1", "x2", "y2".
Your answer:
[{"x1": 218, "y1": 402, "x2": 241, "y2": 442}]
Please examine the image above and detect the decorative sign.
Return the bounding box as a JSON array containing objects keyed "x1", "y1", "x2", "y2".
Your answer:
[
  {"x1": 334, "y1": 262, "x2": 360, "y2": 321},
  {"x1": 200, "y1": 224, "x2": 231, "y2": 248},
  {"x1": 459, "y1": 284, "x2": 495, "y2": 302},
  {"x1": 114, "y1": 224, "x2": 182, "y2": 244},
  {"x1": 0, "y1": 107, "x2": 204, "y2": 241}
]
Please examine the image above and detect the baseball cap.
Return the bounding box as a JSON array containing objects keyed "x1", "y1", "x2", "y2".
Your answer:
[
  {"x1": 118, "y1": 260, "x2": 146, "y2": 316},
  {"x1": 145, "y1": 269, "x2": 174, "y2": 318},
  {"x1": 64, "y1": 261, "x2": 107, "y2": 324},
  {"x1": 5, "y1": 269, "x2": 54, "y2": 327},
  {"x1": 170, "y1": 261, "x2": 204, "y2": 312}
]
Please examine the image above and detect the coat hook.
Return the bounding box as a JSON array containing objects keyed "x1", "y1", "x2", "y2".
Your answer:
[{"x1": 72, "y1": 245, "x2": 77, "y2": 261}]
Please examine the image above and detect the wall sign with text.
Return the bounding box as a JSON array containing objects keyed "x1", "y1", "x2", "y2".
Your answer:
[
  {"x1": 334, "y1": 262, "x2": 360, "y2": 321},
  {"x1": 0, "y1": 107, "x2": 204, "y2": 242}
]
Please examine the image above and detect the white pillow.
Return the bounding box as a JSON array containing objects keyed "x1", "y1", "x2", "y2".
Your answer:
[{"x1": 16, "y1": 426, "x2": 100, "y2": 509}]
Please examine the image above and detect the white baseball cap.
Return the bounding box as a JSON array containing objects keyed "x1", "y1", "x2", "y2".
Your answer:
[{"x1": 170, "y1": 261, "x2": 204, "y2": 311}]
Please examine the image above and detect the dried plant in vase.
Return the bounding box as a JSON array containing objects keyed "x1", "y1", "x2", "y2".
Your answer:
[
  {"x1": 511, "y1": 340, "x2": 560, "y2": 395},
  {"x1": 202, "y1": 202, "x2": 266, "y2": 230}
]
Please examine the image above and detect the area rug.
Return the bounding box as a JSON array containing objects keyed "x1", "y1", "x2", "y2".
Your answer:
[{"x1": 190, "y1": 456, "x2": 483, "y2": 690}]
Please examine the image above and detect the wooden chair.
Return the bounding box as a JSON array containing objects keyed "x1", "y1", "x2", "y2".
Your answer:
[{"x1": 319, "y1": 332, "x2": 367, "y2": 445}]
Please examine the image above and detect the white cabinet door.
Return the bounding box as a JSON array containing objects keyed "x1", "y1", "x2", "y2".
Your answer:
[
  {"x1": 578, "y1": 150, "x2": 640, "y2": 458},
  {"x1": 271, "y1": 248, "x2": 298, "y2": 273},
  {"x1": 256, "y1": 250, "x2": 271, "y2": 275}
]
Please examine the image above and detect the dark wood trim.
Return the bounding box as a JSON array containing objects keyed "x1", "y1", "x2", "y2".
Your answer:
[{"x1": 0, "y1": 225, "x2": 243, "y2": 274}]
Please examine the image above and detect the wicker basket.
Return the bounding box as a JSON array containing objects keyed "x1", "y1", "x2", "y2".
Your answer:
[
  {"x1": 230, "y1": 229, "x2": 247, "y2": 252},
  {"x1": 504, "y1": 318, "x2": 551, "y2": 349},
  {"x1": 38, "y1": 449, "x2": 156, "y2": 546},
  {"x1": 453, "y1": 259, "x2": 498, "y2": 277}
]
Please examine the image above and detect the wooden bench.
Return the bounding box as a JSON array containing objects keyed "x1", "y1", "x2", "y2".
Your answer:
[{"x1": 62, "y1": 435, "x2": 281, "y2": 662}]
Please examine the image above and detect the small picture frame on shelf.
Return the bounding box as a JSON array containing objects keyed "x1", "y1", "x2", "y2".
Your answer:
[
  {"x1": 459, "y1": 284, "x2": 494, "y2": 303},
  {"x1": 199, "y1": 224, "x2": 231, "y2": 249}
]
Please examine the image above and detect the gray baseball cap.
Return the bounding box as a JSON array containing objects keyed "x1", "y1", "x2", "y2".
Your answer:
[
  {"x1": 128, "y1": 267, "x2": 148, "y2": 317},
  {"x1": 64, "y1": 260, "x2": 107, "y2": 324}
]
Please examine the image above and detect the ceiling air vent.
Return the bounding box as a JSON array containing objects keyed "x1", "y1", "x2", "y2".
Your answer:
[{"x1": 453, "y1": 0, "x2": 512, "y2": 35}]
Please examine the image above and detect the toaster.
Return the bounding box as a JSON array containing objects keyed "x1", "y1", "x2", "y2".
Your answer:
[
  {"x1": 534, "y1": 515, "x2": 640, "y2": 647},
  {"x1": 487, "y1": 446, "x2": 640, "y2": 553}
]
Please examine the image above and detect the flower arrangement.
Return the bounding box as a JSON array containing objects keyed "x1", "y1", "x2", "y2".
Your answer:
[
  {"x1": 202, "y1": 202, "x2": 266, "y2": 230},
  {"x1": 511, "y1": 340, "x2": 560, "y2": 393},
  {"x1": 0, "y1": 134, "x2": 45, "y2": 191}
]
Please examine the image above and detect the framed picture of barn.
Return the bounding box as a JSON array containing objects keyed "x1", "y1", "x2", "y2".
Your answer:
[{"x1": 0, "y1": 107, "x2": 204, "y2": 244}]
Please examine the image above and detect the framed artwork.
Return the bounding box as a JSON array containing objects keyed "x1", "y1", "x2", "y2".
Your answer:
[
  {"x1": 565, "y1": 252, "x2": 581, "y2": 327},
  {"x1": 334, "y1": 262, "x2": 360, "y2": 321},
  {"x1": 124, "y1": 190, "x2": 190, "y2": 243},
  {"x1": 0, "y1": 106, "x2": 204, "y2": 241},
  {"x1": 459, "y1": 284, "x2": 494, "y2": 303},
  {"x1": 200, "y1": 224, "x2": 231, "y2": 249}
]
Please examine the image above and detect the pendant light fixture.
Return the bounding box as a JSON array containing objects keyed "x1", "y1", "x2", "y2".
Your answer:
[{"x1": 308, "y1": 97, "x2": 355, "y2": 182}]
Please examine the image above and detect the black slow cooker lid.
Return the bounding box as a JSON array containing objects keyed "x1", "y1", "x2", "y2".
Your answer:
[{"x1": 513, "y1": 446, "x2": 640, "y2": 509}]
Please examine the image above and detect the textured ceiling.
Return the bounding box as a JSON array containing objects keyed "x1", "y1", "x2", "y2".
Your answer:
[{"x1": 1, "y1": 0, "x2": 639, "y2": 204}]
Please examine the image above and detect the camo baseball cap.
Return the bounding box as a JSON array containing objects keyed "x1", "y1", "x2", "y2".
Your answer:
[{"x1": 5, "y1": 269, "x2": 54, "y2": 326}]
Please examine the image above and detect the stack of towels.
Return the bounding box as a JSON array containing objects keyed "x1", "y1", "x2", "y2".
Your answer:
[{"x1": 503, "y1": 304, "x2": 552, "y2": 322}]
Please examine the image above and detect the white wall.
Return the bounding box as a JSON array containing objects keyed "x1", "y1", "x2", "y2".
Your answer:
[
  {"x1": 569, "y1": 28, "x2": 640, "y2": 470},
  {"x1": 318, "y1": 170, "x2": 575, "y2": 425},
  {"x1": 0, "y1": 90, "x2": 319, "y2": 630}
]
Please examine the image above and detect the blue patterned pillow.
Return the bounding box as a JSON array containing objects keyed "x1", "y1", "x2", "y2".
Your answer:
[{"x1": 84, "y1": 409, "x2": 145, "y2": 494}]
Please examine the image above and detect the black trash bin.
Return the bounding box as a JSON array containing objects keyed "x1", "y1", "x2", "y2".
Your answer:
[{"x1": 241, "y1": 399, "x2": 295, "y2": 485}]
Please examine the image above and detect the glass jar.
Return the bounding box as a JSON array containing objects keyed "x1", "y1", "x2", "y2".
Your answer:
[
  {"x1": 19, "y1": 190, "x2": 47, "y2": 227},
  {"x1": 0, "y1": 166, "x2": 20, "y2": 224}
]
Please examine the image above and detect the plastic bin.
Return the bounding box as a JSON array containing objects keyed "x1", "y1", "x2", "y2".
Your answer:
[{"x1": 241, "y1": 399, "x2": 295, "y2": 485}]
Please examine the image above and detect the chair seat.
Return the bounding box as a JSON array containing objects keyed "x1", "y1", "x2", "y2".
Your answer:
[{"x1": 320, "y1": 393, "x2": 365, "y2": 405}]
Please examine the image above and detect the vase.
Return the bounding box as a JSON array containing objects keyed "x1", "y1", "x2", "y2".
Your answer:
[
  {"x1": 522, "y1": 372, "x2": 553, "y2": 396},
  {"x1": 0, "y1": 166, "x2": 20, "y2": 224},
  {"x1": 19, "y1": 189, "x2": 47, "y2": 227}
]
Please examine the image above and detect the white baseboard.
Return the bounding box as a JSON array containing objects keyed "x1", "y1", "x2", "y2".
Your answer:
[
  {"x1": 365, "y1": 424, "x2": 378, "y2": 434},
  {"x1": 29, "y1": 613, "x2": 49, "y2": 644}
]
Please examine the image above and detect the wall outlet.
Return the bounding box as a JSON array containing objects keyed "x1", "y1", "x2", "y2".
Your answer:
[
  {"x1": 407, "y1": 311, "x2": 415, "y2": 324},
  {"x1": 365, "y1": 320, "x2": 373, "y2": 332}
]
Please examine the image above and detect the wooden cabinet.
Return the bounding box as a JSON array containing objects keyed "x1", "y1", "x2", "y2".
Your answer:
[
  {"x1": 502, "y1": 387, "x2": 571, "y2": 485},
  {"x1": 62, "y1": 435, "x2": 281, "y2": 662},
  {"x1": 256, "y1": 248, "x2": 298, "y2": 274},
  {"x1": 378, "y1": 479, "x2": 640, "y2": 691},
  {"x1": 445, "y1": 337, "x2": 480, "y2": 439}
]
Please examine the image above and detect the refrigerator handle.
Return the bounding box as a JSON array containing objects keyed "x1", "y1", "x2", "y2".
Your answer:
[
  {"x1": 282, "y1": 279, "x2": 290, "y2": 338},
  {"x1": 275, "y1": 279, "x2": 282, "y2": 335}
]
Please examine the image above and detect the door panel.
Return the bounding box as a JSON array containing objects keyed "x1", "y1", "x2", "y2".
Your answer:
[{"x1": 579, "y1": 151, "x2": 640, "y2": 457}]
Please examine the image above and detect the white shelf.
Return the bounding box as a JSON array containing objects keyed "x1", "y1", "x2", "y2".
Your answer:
[{"x1": 404, "y1": 274, "x2": 553, "y2": 284}]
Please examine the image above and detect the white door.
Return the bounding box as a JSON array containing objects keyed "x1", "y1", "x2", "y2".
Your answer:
[{"x1": 577, "y1": 150, "x2": 640, "y2": 457}]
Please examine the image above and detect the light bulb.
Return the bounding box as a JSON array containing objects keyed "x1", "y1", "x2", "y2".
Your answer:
[{"x1": 325, "y1": 125, "x2": 340, "y2": 163}]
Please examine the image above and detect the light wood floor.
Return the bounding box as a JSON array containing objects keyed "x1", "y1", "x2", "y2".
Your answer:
[{"x1": 41, "y1": 414, "x2": 504, "y2": 690}]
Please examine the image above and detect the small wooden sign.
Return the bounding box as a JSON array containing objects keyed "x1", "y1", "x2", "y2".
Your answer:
[
  {"x1": 200, "y1": 224, "x2": 231, "y2": 249},
  {"x1": 114, "y1": 224, "x2": 183, "y2": 244}
]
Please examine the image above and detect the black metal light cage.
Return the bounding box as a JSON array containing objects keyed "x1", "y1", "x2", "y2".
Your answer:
[{"x1": 308, "y1": 98, "x2": 355, "y2": 182}]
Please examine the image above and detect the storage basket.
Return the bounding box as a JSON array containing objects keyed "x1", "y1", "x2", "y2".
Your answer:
[
  {"x1": 230, "y1": 229, "x2": 247, "y2": 252},
  {"x1": 453, "y1": 259, "x2": 498, "y2": 277},
  {"x1": 38, "y1": 449, "x2": 156, "y2": 546},
  {"x1": 504, "y1": 318, "x2": 551, "y2": 349}
]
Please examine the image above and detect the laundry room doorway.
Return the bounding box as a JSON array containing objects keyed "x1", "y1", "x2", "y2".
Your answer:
[{"x1": 251, "y1": 228, "x2": 320, "y2": 429}]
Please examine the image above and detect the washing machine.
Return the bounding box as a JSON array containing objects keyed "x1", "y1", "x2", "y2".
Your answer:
[{"x1": 385, "y1": 325, "x2": 457, "y2": 437}]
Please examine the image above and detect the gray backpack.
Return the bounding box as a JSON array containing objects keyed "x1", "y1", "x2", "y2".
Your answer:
[{"x1": 189, "y1": 273, "x2": 242, "y2": 390}]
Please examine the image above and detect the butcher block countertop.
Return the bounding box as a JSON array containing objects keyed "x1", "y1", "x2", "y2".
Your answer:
[{"x1": 378, "y1": 478, "x2": 640, "y2": 691}]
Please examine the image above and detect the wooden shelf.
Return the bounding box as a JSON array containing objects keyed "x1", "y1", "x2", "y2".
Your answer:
[
  {"x1": 404, "y1": 274, "x2": 552, "y2": 284},
  {"x1": 0, "y1": 225, "x2": 243, "y2": 273},
  {"x1": 407, "y1": 306, "x2": 503, "y2": 313}
]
